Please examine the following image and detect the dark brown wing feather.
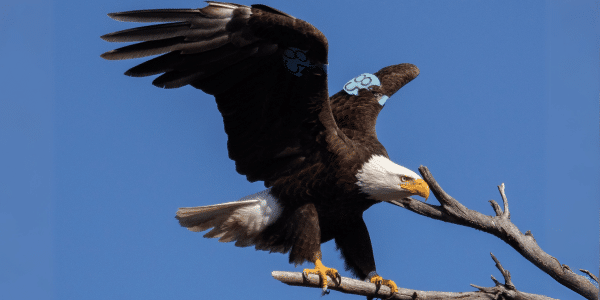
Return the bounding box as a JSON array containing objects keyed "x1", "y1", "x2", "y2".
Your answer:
[
  {"x1": 101, "y1": 2, "x2": 348, "y2": 190},
  {"x1": 329, "y1": 63, "x2": 420, "y2": 156}
]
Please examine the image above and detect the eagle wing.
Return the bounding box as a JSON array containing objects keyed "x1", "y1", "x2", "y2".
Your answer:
[
  {"x1": 101, "y1": 2, "x2": 344, "y2": 186},
  {"x1": 329, "y1": 63, "x2": 420, "y2": 156}
]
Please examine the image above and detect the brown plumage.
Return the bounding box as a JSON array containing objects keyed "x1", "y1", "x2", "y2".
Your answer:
[{"x1": 101, "y1": 1, "x2": 425, "y2": 293}]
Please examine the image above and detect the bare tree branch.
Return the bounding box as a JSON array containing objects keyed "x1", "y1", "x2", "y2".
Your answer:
[
  {"x1": 470, "y1": 253, "x2": 544, "y2": 300},
  {"x1": 273, "y1": 253, "x2": 558, "y2": 300},
  {"x1": 497, "y1": 183, "x2": 510, "y2": 218},
  {"x1": 580, "y1": 269, "x2": 599, "y2": 285},
  {"x1": 491, "y1": 253, "x2": 516, "y2": 290},
  {"x1": 386, "y1": 166, "x2": 598, "y2": 300}
]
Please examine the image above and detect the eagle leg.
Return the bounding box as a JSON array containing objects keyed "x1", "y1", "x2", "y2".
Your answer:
[
  {"x1": 302, "y1": 251, "x2": 341, "y2": 295},
  {"x1": 369, "y1": 274, "x2": 398, "y2": 294}
]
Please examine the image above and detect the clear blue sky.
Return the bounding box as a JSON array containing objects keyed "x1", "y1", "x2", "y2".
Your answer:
[{"x1": 1, "y1": 1, "x2": 598, "y2": 299}]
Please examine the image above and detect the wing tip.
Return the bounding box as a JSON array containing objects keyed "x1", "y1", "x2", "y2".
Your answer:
[
  {"x1": 375, "y1": 63, "x2": 419, "y2": 78},
  {"x1": 100, "y1": 33, "x2": 114, "y2": 42},
  {"x1": 106, "y1": 12, "x2": 128, "y2": 22},
  {"x1": 370, "y1": 63, "x2": 420, "y2": 97},
  {"x1": 123, "y1": 69, "x2": 136, "y2": 77},
  {"x1": 99, "y1": 50, "x2": 115, "y2": 60}
]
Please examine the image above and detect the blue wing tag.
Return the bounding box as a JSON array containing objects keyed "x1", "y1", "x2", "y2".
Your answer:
[
  {"x1": 343, "y1": 73, "x2": 380, "y2": 95},
  {"x1": 283, "y1": 47, "x2": 327, "y2": 77},
  {"x1": 378, "y1": 95, "x2": 389, "y2": 106},
  {"x1": 343, "y1": 73, "x2": 388, "y2": 106}
]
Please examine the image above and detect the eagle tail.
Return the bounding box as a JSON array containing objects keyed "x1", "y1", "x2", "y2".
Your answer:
[
  {"x1": 175, "y1": 189, "x2": 282, "y2": 247},
  {"x1": 176, "y1": 199, "x2": 258, "y2": 232}
]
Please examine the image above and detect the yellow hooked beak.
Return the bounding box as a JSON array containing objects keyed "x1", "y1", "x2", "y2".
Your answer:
[{"x1": 400, "y1": 178, "x2": 430, "y2": 201}]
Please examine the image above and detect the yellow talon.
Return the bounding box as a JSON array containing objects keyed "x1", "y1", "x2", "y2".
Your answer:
[
  {"x1": 370, "y1": 275, "x2": 398, "y2": 294},
  {"x1": 303, "y1": 258, "x2": 340, "y2": 294}
]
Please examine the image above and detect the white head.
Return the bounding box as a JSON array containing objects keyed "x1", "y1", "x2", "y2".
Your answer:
[{"x1": 355, "y1": 155, "x2": 430, "y2": 202}]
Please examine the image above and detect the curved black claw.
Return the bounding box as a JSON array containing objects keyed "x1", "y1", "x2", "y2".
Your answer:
[{"x1": 321, "y1": 287, "x2": 330, "y2": 296}]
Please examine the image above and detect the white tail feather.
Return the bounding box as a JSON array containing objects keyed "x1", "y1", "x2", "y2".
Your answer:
[
  {"x1": 175, "y1": 189, "x2": 282, "y2": 247},
  {"x1": 176, "y1": 200, "x2": 258, "y2": 232}
]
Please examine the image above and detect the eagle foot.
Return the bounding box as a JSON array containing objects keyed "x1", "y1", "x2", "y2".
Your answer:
[
  {"x1": 303, "y1": 259, "x2": 341, "y2": 295},
  {"x1": 370, "y1": 275, "x2": 398, "y2": 294}
]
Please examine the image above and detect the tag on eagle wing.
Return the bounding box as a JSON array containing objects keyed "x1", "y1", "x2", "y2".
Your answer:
[{"x1": 343, "y1": 73, "x2": 389, "y2": 105}]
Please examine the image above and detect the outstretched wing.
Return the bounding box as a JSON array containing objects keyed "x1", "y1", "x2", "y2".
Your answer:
[
  {"x1": 101, "y1": 2, "x2": 343, "y2": 186},
  {"x1": 329, "y1": 63, "x2": 420, "y2": 156}
]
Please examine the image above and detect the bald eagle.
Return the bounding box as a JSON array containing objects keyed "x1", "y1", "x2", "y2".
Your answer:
[{"x1": 101, "y1": 1, "x2": 429, "y2": 294}]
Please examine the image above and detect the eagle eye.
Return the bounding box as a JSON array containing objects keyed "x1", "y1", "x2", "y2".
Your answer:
[{"x1": 400, "y1": 176, "x2": 411, "y2": 182}]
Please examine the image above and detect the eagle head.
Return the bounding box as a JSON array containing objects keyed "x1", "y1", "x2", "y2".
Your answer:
[{"x1": 355, "y1": 155, "x2": 430, "y2": 203}]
